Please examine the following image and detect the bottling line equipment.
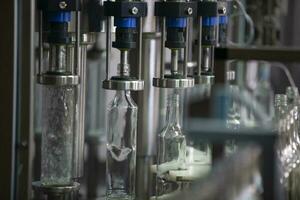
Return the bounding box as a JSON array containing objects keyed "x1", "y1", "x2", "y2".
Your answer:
[{"x1": 2, "y1": 0, "x2": 300, "y2": 200}]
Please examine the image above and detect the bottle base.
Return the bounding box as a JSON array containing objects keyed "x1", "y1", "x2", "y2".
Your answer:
[{"x1": 106, "y1": 190, "x2": 134, "y2": 200}]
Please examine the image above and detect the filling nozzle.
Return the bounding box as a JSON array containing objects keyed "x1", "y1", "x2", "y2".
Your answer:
[
  {"x1": 153, "y1": 0, "x2": 196, "y2": 89},
  {"x1": 194, "y1": 0, "x2": 218, "y2": 84},
  {"x1": 201, "y1": 45, "x2": 214, "y2": 75},
  {"x1": 171, "y1": 49, "x2": 179, "y2": 75},
  {"x1": 119, "y1": 50, "x2": 130, "y2": 77},
  {"x1": 102, "y1": 0, "x2": 146, "y2": 91},
  {"x1": 49, "y1": 44, "x2": 71, "y2": 74}
]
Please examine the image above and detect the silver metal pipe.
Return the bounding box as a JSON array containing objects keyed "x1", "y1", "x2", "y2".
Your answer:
[
  {"x1": 120, "y1": 50, "x2": 129, "y2": 66},
  {"x1": 73, "y1": 10, "x2": 84, "y2": 179},
  {"x1": 171, "y1": 49, "x2": 179, "y2": 75},
  {"x1": 106, "y1": 16, "x2": 112, "y2": 80},
  {"x1": 49, "y1": 45, "x2": 67, "y2": 73},
  {"x1": 143, "y1": 0, "x2": 156, "y2": 33},
  {"x1": 136, "y1": 33, "x2": 160, "y2": 200},
  {"x1": 120, "y1": 50, "x2": 130, "y2": 76},
  {"x1": 75, "y1": 12, "x2": 80, "y2": 75},
  {"x1": 202, "y1": 46, "x2": 211, "y2": 72},
  {"x1": 197, "y1": 16, "x2": 202, "y2": 76},
  {"x1": 137, "y1": 18, "x2": 143, "y2": 80},
  {"x1": 183, "y1": 18, "x2": 190, "y2": 78},
  {"x1": 77, "y1": 45, "x2": 87, "y2": 179},
  {"x1": 160, "y1": 17, "x2": 166, "y2": 79},
  {"x1": 211, "y1": 46, "x2": 215, "y2": 73}
]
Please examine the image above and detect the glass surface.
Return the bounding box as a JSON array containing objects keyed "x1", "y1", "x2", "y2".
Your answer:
[
  {"x1": 253, "y1": 66, "x2": 274, "y2": 123},
  {"x1": 156, "y1": 90, "x2": 187, "y2": 197},
  {"x1": 106, "y1": 91, "x2": 137, "y2": 200},
  {"x1": 41, "y1": 85, "x2": 76, "y2": 186}
]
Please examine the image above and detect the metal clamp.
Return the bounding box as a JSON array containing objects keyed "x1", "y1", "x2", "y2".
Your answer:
[
  {"x1": 38, "y1": 0, "x2": 81, "y2": 11},
  {"x1": 104, "y1": 1, "x2": 147, "y2": 17},
  {"x1": 103, "y1": 79, "x2": 144, "y2": 91},
  {"x1": 194, "y1": 75, "x2": 215, "y2": 85},
  {"x1": 153, "y1": 77, "x2": 194, "y2": 89},
  {"x1": 155, "y1": 1, "x2": 197, "y2": 17},
  {"x1": 37, "y1": 74, "x2": 79, "y2": 86},
  {"x1": 197, "y1": 1, "x2": 218, "y2": 17}
]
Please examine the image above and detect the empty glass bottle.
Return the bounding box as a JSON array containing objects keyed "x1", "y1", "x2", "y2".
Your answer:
[
  {"x1": 156, "y1": 90, "x2": 187, "y2": 197},
  {"x1": 106, "y1": 90, "x2": 137, "y2": 200},
  {"x1": 253, "y1": 66, "x2": 274, "y2": 123}
]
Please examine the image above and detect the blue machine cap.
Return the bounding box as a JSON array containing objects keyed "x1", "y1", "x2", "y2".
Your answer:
[
  {"x1": 202, "y1": 17, "x2": 218, "y2": 26},
  {"x1": 166, "y1": 18, "x2": 187, "y2": 28},
  {"x1": 47, "y1": 12, "x2": 71, "y2": 22},
  {"x1": 219, "y1": 16, "x2": 228, "y2": 25},
  {"x1": 114, "y1": 18, "x2": 137, "y2": 28}
]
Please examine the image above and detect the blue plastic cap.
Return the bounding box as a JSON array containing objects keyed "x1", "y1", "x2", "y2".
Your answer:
[
  {"x1": 202, "y1": 17, "x2": 218, "y2": 27},
  {"x1": 47, "y1": 12, "x2": 71, "y2": 23},
  {"x1": 166, "y1": 18, "x2": 187, "y2": 28},
  {"x1": 114, "y1": 18, "x2": 137, "y2": 28},
  {"x1": 219, "y1": 16, "x2": 228, "y2": 25}
]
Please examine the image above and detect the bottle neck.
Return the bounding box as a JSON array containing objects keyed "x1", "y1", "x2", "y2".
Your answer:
[
  {"x1": 166, "y1": 92, "x2": 181, "y2": 125},
  {"x1": 114, "y1": 90, "x2": 136, "y2": 108},
  {"x1": 116, "y1": 90, "x2": 131, "y2": 97}
]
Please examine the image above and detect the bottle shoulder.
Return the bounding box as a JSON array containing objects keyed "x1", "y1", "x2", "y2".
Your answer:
[
  {"x1": 158, "y1": 124, "x2": 185, "y2": 138},
  {"x1": 108, "y1": 92, "x2": 138, "y2": 110}
]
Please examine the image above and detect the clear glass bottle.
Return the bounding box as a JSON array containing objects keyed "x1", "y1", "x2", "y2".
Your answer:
[
  {"x1": 274, "y1": 94, "x2": 290, "y2": 181},
  {"x1": 106, "y1": 90, "x2": 137, "y2": 200},
  {"x1": 41, "y1": 85, "x2": 76, "y2": 186},
  {"x1": 225, "y1": 70, "x2": 240, "y2": 154},
  {"x1": 274, "y1": 94, "x2": 287, "y2": 123},
  {"x1": 286, "y1": 87, "x2": 300, "y2": 170},
  {"x1": 253, "y1": 66, "x2": 274, "y2": 123},
  {"x1": 156, "y1": 91, "x2": 187, "y2": 197}
]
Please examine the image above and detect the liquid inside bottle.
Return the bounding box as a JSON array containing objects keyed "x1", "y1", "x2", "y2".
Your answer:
[
  {"x1": 156, "y1": 91, "x2": 187, "y2": 197},
  {"x1": 106, "y1": 90, "x2": 137, "y2": 200}
]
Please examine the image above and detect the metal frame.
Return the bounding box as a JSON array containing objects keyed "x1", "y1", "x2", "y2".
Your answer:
[
  {"x1": 0, "y1": 0, "x2": 35, "y2": 199},
  {"x1": 215, "y1": 46, "x2": 300, "y2": 62},
  {"x1": 0, "y1": 0, "x2": 17, "y2": 199}
]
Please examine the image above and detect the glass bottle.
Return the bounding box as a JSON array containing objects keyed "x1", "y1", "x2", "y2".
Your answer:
[
  {"x1": 156, "y1": 90, "x2": 187, "y2": 197},
  {"x1": 106, "y1": 90, "x2": 137, "y2": 200},
  {"x1": 274, "y1": 94, "x2": 288, "y2": 123},
  {"x1": 274, "y1": 94, "x2": 290, "y2": 181},
  {"x1": 253, "y1": 66, "x2": 274, "y2": 123},
  {"x1": 41, "y1": 85, "x2": 76, "y2": 186},
  {"x1": 286, "y1": 87, "x2": 300, "y2": 170},
  {"x1": 225, "y1": 70, "x2": 240, "y2": 154}
]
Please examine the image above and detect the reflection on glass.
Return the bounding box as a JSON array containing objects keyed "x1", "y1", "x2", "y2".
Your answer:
[
  {"x1": 106, "y1": 91, "x2": 137, "y2": 200},
  {"x1": 156, "y1": 90, "x2": 187, "y2": 197},
  {"x1": 41, "y1": 86, "x2": 75, "y2": 186}
]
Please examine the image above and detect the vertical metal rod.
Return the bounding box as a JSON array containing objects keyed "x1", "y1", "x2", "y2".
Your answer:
[
  {"x1": 106, "y1": 16, "x2": 112, "y2": 80},
  {"x1": 216, "y1": 16, "x2": 219, "y2": 47},
  {"x1": 197, "y1": 16, "x2": 202, "y2": 76},
  {"x1": 160, "y1": 17, "x2": 166, "y2": 79},
  {"x1": 75, "y1": 11, "x2": 80, "y2": 75},
  {"x1": 38, "y1": 11, "x2": 43, "y2": 75},
  {"x1": 211, "y1": 46, "x2": 215, "y2": 74},
  {"x1": 137, "y1": 18, "x2": 143, "y2": 80},
  {"x1": 171, "y1": 49, "x2": 179, "y2": 75},
  {"x1": 78, "y1": 45, "x2": 87, "y2": 177},
  {"x1": 183, "y1": 18, "x2": 190, "y2": 78},
  {"x1": 74, "y1": 9, "x2": 83, "y2": 178}
]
